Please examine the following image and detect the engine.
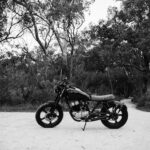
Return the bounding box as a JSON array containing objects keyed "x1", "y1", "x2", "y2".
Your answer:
[{"x1": 69, "y1": 100, "x2": 89, "y2": 121}]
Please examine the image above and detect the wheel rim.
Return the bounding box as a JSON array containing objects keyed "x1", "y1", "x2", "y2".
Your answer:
[
  {"x1": 106, "y1": 107, "x2": 123, "y2": 124},
  {"x1": 40, "y1": 107, "x2": 59, "y2": 125}
]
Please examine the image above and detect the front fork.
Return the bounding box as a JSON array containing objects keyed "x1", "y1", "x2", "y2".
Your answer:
[
  {"x1": 48, "y1": 88, "x2": 65, "y2": 106},
  {"x1": 46, "y1": 94, "x2": 62, "y2": 113},
  {"x1": 54, "y1": 89, "x2": 65, "y2": 105}
]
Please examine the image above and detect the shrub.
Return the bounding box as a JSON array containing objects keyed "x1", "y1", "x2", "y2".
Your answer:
[
  {"x1": 137, "y1": 94, "x2": 150, "y2": 109},
  {"x1": 30, "y1": 88, "x2": 55, "y2": 105},
  {"x1": 0, "y1": 77, "x2": 11, "y2": 105}
]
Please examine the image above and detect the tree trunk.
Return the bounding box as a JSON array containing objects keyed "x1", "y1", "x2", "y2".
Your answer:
[
  {"x1": 142, "y1": 54, "x2": 149, "y2": 94},
  {"x1": 69, "y1": 45, "x2": 75, "y2": 81},
  {"x1": 142, "y1": 74, "x2": 148, "y2": 94},
  {"x1": 70, "y1": 55, "x2": 73, "y2": 80}
]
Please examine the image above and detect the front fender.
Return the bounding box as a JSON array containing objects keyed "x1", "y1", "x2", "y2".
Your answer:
[{"x1": 43, "y1": 101, "x2": 63, "y2": 112}]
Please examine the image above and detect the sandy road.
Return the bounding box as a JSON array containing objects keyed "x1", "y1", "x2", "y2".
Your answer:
[{"x1": 0, "y1": 100, "x2": 150, "y2": 150}]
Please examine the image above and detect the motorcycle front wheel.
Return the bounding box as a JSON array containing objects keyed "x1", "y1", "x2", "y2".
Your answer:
[
  {"x1": 35, "y1": 103, "x2": 63, "y2": 128},
  {"x1": 101, "y1": 103, "x2": 128, "y2": 129}
]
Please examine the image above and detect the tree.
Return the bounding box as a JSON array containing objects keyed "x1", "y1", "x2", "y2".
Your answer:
[
  {"x1": 115, "y1": 0, "x2": 150, "y2": 94},
  {"x1": 84, "y1": 0, "x2": 150, "y2": 95},
  {"x1": 8, "y1": 0, "x2": 93, "y2": 79},
  {"x1": 0, "y1": 0, "x2": 26, "y2": 44},
  {"x1": 57, "y1": 0, "x2": 93, "y2": 79}
]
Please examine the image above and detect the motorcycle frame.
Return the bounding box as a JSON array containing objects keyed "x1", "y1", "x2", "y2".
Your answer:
[
  {"x1": 49, "y1": 87, "x2": 125, "y2": 131},
  {"x1": 53, "y1": 88, "x2": 115, "y2": 121}
]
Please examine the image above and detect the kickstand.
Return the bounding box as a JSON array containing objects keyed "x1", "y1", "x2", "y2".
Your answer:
[{"x1": 82, "y1": 121, "x2": 87, "y2": 131}]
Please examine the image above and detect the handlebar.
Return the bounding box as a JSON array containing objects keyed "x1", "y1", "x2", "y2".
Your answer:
[
  {"x1": 62, "y1": 77, "x2": 68, "y2": 83},
  {"x1": 54, "y1": 78, "x2": 75, "y2": 94},
  {"x1": 57, "y1": 78, "x2": 69, "y2": 87}
]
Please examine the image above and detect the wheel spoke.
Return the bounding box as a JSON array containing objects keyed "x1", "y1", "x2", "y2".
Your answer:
[
  {"x1": 113, "y1": 107, "x2": 117, "y2": 113},
  {"x1": 41, "y1": 117, "x2": 46, "y2": 120},
  {"x1": 118, "y1": 109, "x2": 121, "y2": 113},
  {"x1": 106, "y1": 110, "x2": 111, "y2": 115},
  {"x1": 50, "y1": 119, "x2": 52, "y2": 124},
  {"x1": 115, "y1": 120, "x2": 118, "y2": 123},
  {"x1": 55, "y1": 114, "x2": 59, "y2": 117},
  {"x1": 43, "y1": 109, "x2": 48, "y2": 113}
]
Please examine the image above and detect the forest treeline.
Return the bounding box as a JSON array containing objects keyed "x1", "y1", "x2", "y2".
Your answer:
[{"x1": 0, "y1": 0, "x2": 150, "y2": 109}]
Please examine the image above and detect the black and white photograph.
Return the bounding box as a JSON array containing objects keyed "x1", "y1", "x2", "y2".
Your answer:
[{"x1": 0, "y1": 0, "x2": 150, "y2": 150}]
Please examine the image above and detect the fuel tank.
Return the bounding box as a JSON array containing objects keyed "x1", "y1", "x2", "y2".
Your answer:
[{"x1": 67, "y1": 87, "x2": 90, "y2": 101}]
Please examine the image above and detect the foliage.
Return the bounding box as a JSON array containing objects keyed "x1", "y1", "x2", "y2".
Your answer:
[
  {"x1": 83, "y1": 0, "x2": 150, "y2": 97},
  {"x1": 1, "y1": 0, "x2": 150, "y2": 111},
  {"x1": 5, "y1": 0, "x2": 94, "y2": 79},
  {"x1": 0, "y1": 48, "x2": 135, "y2": 106},
  {"x1": 136, "y1": 94, "x2": 150, "y2": 110},
  {"x1": 0, "y1": 76, "x2": 11, "y2": 105},
  {"x1": 0, "y1": 0, "x2": 7, "y2": 39}
]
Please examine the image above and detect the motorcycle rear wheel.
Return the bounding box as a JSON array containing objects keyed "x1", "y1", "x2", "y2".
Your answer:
[
  {"x1": 35, "y1": 103, "x2": 63, "y2": 128},
  {"x1": 101, "y1": 103, "x2": 128, "y2": 129}
]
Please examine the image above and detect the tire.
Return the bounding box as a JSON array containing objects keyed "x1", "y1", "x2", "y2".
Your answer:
[
  {"x1": 35, "y1": 103, "x2": 63, "y2": 128},
  {"x1": 101, "y1": 103, "x2": 128, "y2": 129}
]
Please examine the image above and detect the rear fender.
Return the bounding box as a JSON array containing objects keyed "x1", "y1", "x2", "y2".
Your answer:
[
  {"x1": 103, "y1": 101, "x2": 127, "y2": 110},
  {"x1": 113, "y1": 101, "x2": 127, "y2": 111}
]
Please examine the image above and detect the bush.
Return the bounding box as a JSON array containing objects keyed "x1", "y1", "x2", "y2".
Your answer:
[
  {"x1": 137, "y1": 94, "x2": 150, "y2": 109},
  {"x1": 30, "y1": 88, "x2": 55, "y2": 105},
  {"x1": 0, "y1": 77, "x2": 11, "y2": 105},
  {"x1": 73, "y1": 71, "x2": 111, "y2": 94}
]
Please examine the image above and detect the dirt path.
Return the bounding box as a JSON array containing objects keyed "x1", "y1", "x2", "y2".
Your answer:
[{"x1": 0, "y1": 99, "x2": 150, "y2": 150}]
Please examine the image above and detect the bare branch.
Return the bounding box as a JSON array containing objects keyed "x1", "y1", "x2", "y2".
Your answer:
[
  {"x1": 13, "y1": 0, "x2": 26, "y2": 7},
  {"x1": 26, "y1": 26, "x2": 36, "y2": 40},
  {"x1": 46, "y1": 32, "x2": 54, "y2": 49},
  {"x1": 51, "y1": 26, "x2": 64, "y2": 55}
]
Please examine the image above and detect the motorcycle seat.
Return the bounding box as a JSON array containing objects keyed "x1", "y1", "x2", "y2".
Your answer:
[{"x1": 91, "y1": 94, "x2": 115, "y2": 101}]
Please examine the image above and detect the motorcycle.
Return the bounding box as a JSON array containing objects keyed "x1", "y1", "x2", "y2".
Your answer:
[{"x1": 35, "y1": 78, "x2": 128, "y2": 130}]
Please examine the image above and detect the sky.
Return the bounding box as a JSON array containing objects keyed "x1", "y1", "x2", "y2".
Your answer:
[{"x1": 83, "y1": 0, "x2": 121, "y2": 27}]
